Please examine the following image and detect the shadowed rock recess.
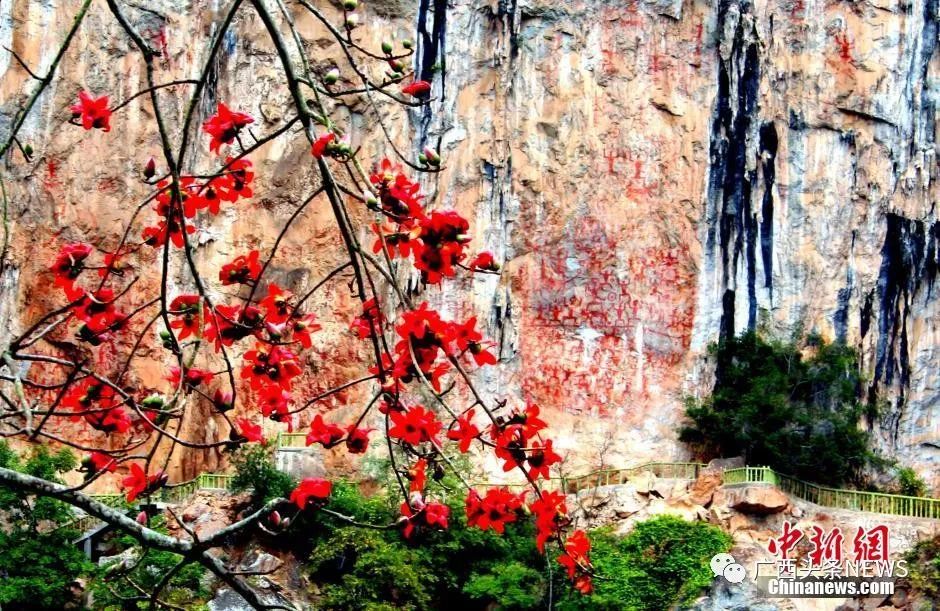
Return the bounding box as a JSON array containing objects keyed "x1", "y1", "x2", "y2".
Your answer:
[{"x1": 0, "y1": 0, "x2": 937, "y2": 485}]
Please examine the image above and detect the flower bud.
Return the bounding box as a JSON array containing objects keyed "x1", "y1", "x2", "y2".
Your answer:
[
  {"x1": 136, "y1": 511, "x2": 148, "y2": 525},
  {"x1": 381, "y1": 40, "x2": 393, "y2": 55},
  {"x1": 213, "y1": 389, "x2": 234, "y2": 413},
  {"x1": 402, "y1": 39, "x2": 414, "y2": 49},
  {"x1": 143, "y1": 157, "x2": 156, "y2": 179},
  {"x1": 141, "y1": 394, "x2": 165, "y2": 409},
  {"x1": 324, "y1": 68, "x2": 340, "y2": 85},
  {"x1": 363, "y1": 190, "x2": 379, "y2": 207},
  {"x1": 345, "y1": 13, "x2": 359, "y2": 28},
  {"x1": 343, "y1": 0, "x2": 358, "y2": 9},
  {"x1": 388, "y1": 59, "x2": 405, "y2": 72},
  {"x1": 159, "y1": 330, "x2": 171, "y2": 340},
  {"x1": 23, "y1": 143, "x2": 33, "y2": 157},
  {"x1": 423, "y1": 146, "x2": 441, "y2": 166},
  {"x1": 418, "y1": 153, "x2": 428, "y2": 165}
]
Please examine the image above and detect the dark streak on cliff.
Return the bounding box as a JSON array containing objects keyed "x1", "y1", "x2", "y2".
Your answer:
[
  {"x1": 872, "y1": 214, "x2": 940, "y2": 409},
  {"x1": 416, "y1": 0, "x2": 447, "y2": 91},
  {"x1": 705, "y1": 0, "x2": 764, "y2": 339}
]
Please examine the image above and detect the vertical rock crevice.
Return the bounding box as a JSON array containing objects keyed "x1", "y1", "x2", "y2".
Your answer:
[{"x1": 704, "y1": 0, "x2": 766, "y2": 339}]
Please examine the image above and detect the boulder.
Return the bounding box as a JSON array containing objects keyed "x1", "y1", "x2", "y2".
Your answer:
[
  {"x1": 238, "y1": 549, "x2": 283, "y2": 575},
  {"x1": 630, "y1": 471, "x2": 656, "y2": 495},
  {"x1": 707, "y1": 456, "x2": 746, "y2": 470},
  {"x1": 688, "y1": 469, "x2": 724, "y2": 506},
  {"x1": 729, "y1": 486, "x2": 789, "y2": 515}
]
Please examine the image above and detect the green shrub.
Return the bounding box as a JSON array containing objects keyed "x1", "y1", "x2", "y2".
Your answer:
[
  {"x1": 463, "y1": 561, "x2": 546, "y2": 610},
  {"x1": 89, "y1": 517, "x2": 210, "y2": 610},
  {"x1": 680, "y1": 332, "x2": 877, "y2": 486},
  {"x1": 0, "y1": 441, "x2": 93, "y2": 610},
  {"x1": 906, "y1": 535, "x2": 940, "y2": 601},
  {"x1": 230, "y1": 442, "x2": 296, "y2": 508},
  {"x1": 895, "y1": 467, "x2": 928, "y2": 497},
  {"x1": 555, "y1": 516, "x2": 732, "y2": 611}
]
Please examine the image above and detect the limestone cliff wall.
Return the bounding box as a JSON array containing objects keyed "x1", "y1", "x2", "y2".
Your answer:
[{"x1": 0, "y1": 0, "x2": 937, "y2": 485}]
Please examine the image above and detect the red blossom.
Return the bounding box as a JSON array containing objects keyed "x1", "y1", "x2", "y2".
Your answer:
[
  {"x1": 70, "y1": 91, "x2": 112, "y2": 131},
  {"x1": 446, "y1": 408, "x2": 481, "y2": 453},
  {"x1": 169, "y1": 294, "x2": 201, "y2": 340},
  {"x1": 241, "y1": 344, "x2": 302, "y2": 391},
  {"x1": 289, "y1": 478, "x2": 332, "y2": 509},
  {"x1": 50, "y1": 243, "x2": 93, "y2": 300},
  {"x1": 84, "y1": 451, "x2": 117, "y2": 476},
  {"x1": 557, "y1": 529, "x2": 592, "y2": 579},
  {"x1": 526, "y1": 439, "x2": 561, "y2": 480},
  {"x1": 306, "y1": 414, "x2": 344, "y2": 447},
  {"x1": 345, "y1": 424, "x2": 372, "y2": 454},
  {"x1": 205, "y1": 304, "x2": 262, "y2": 349},
  {"x1": 202, "y1": 102, "x2": 254, "y2": 153},
  {"x1": 465, "y1": 487, "x2": 523, "y2": 534},
  {"x1": 168, "y1": 366, "x2": 214, "y2": 390},
  {"x1": 259, "y1": 386, "x2": 291, "y2": 422},
  {"x1": 311, "y1": 133, "x2": 336, "y2": 158},
  {"x1": 469, "y1": 251, "x2": 499, "y2": 271},
  {"x1": 389, "y1": 405, "x2": 442, "y2": 446},
  {"x1": 236, "y1": 417, "x2": 264, "y2": 443},
  {"x1": 121, "y1": 463, "x2": 166, "y2": 503},
  {"x1": 408, "y1": 458, "x2": 427, "y2": 492},
  {"x1": 402, "y1": 80, "x2": 432, "y2": 97},
  {"x1": 400, "y1": 499, "x2": 450, "y2": 538},
  {"x1": 529, "y1": 490, "x2": 569, "y2": 552},
  {"x1": 292, "y1": 312, "x2": 321, "y2": 349},
  {"x1": 220, "y1": 250, "x2": 262, "y2": 285},
  {"x1": 259, "y1": 284, "x2": 293, "y2": 324}
]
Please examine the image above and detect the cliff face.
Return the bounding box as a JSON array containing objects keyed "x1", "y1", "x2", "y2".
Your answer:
[{"x1": 0, "y1": 0, "x2": 937, "y2": 484}]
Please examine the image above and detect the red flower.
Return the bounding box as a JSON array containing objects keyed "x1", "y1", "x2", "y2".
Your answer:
[
  {"x1": 241, "y1": 344, "x2": 302, "y2": 390},
  {"x1": 259, "y1": 284, "x2": 293, "y2": 324},
  {"x1": 169, "y1": 294, "x2": 201, "y2": 339},
  {"x1": 121, "y1": 463, "x2": 166, "y2": 503},
  {"x1": 220, "y1": 250, "x2": 262, "y2": 285},
  {"x1": 469, "y1": 251, "x2": 499, "y2": 271},
  {"x1": 345, "y1": 424, "x2": 372, "y2": 454},
  {"x1": 202, "y1": 102, "x2": 254, "y2": 153},
  {"x1": 557, "y1": 530, "x2": 592, "y2": 579},
  {"x1": 424, "y1": 501, "x2": 449, "y2": 529},
  {"x1": 529, "y1": 490, "x2": 568, "y2": 552},
  {"x1": 573, "y1": 575, "x2": 593, "y2": 594},
  {"x1": 311, "y1": 133, "x2": 336, "y2": 158},
  {"x1": 400, "y1": 500, "x2": 450, "y2": 538},
  {"x1": 168, "y1": 366, "x2": 214, "y2": 390},
  {"x1": 389, "y1": 405, "x2": 442, "y2": 446},
  {"x1": 408, "y1": 458, "x2": 427, "y2": 492},
  {"x1": 306, "y1": 414, "x2": 344, "y2": 447},
  {"x1": 402, "y1": 80, "x2": 432, "y2": 97},
  {"x1": 259, "y1": 386, "x2": 291, "y2": 422},
  {"x1": 50, "y1": 243, "x2": 93, "y2": 300},
  {"x1": 350, "y1": 297, "x2": 384, "y2": 339},
  {"x1": 292, "y1": 312, "x2": 321, "y2": 349},
  {"x1": 85, "y1": 407, "x2": 132, "y2": 434},
  {"x1": 70, "y1": 91, "x2": 112, "y2": 131},
  {"x1": 465, "y1": 488, "x2": 523, "y2": 534},
  {"x1": 205, "y1": 304, "x2": 262, "y2": 349},
  {"x1": 236, "y1": 417, "x2": 264, "y2": 443},
  {"x1": 289, "y1": 478, "x2": 332, "y2": 509},
  {"x1": 526, "y1": 439, "x2": 561, "y2": 480},
  {"x1": 446, "y1": 408, "x2": 480, "y2": 453},
  {"x1": 84, "y1": 452, "x2": 117, "y2": 476}
]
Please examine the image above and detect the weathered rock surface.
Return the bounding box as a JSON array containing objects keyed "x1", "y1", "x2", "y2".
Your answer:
[
  {"x1": 726, "y1": 485, "x2": 791, "y2": 515},
  {"x1": 0, "y1": 0, "x2": 937, "y2": 489}
]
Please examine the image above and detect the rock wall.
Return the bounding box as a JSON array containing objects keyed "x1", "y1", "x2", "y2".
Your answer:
[{"x1": 0, "y1": 0, "x2": 937, "y2": 485}]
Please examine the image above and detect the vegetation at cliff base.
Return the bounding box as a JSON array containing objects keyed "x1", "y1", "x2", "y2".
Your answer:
[
  {"x1": 554, "y1": 516, "x2": 732, "y2": 611},
  {"x1": 679, "y1": 332, "x2": 877, "y2": 487},
  {"x1": 906, "y1": 535, "x2": 940, "y2": 602},
  {"x1": 0, "y1": 441, "x2": 92, "y2": 610}
]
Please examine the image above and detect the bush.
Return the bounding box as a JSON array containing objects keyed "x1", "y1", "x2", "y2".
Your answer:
[
  {"x1": 89, "y1": 517, "x2": 210, "y2": 610},
  {"x1": 894, "y1": 467, "x2": 928, "y2": 497},
  {"x1": 230, "y1": 442, "x2": 296, "y2": 508},
  {"x1": 555, "y1": 516, "x2": 732, "y2": 611},
  {"x1": 906, "y1": 535, "x2": 940, "y2": 601},
  {"x1": 0, "y1": 441, "x2": 93, "y2": 610},
  {"x1": 680, "y1": 332, "x2": 877, "y2": 486}
]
